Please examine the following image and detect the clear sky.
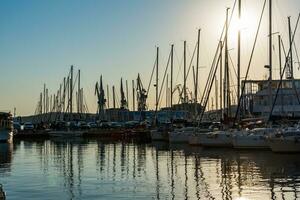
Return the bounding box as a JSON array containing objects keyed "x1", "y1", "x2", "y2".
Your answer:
[{"x1": 0, "y1": 0, "x2": 299, "y2": 116}]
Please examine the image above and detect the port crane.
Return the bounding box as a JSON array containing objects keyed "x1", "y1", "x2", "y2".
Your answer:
[
  {"x1": 136, "y1": 73, "x2": 147, "y2": 111},
  {"x1": 95, "y1": 75, "x2": 106, "y2": 120},
  {"x1": 120, "y1": 78, "x2": 127, "y2": 109}
]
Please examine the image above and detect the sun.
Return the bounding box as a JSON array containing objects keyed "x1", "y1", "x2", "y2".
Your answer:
[{"x1": 229, "y1": 11, "x2": 257, "y2": 39}]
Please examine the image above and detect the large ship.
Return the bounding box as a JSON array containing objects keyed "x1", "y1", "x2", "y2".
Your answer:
[{"x1": 0, "y1": 112, "x2": 13, "y2": 142}]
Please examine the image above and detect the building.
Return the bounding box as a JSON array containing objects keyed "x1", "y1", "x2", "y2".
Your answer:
[{"x1": 241, "y1": 79, "x2": 300, "y2": 117}]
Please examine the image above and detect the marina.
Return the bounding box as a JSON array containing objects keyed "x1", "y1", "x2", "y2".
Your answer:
[{"x1": 1, "y1": 0, "x2": 300, "y2": 199}]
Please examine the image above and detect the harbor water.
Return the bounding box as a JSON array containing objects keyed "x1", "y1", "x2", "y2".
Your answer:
[{"x1": 0, "y1": 139, "x2": 300, "y2": 199}]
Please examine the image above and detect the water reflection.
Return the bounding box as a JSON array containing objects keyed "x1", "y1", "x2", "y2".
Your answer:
[
  {"x1": 0, "y1": 141, "x2": 12, "y2": 173},
  {"x1": 1, "y1": 139, "x2": 300, "y2": 199}
]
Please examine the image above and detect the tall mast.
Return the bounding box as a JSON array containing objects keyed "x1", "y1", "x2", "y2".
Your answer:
[
  {"x1": 112, "y1": 85, "x2": 116, "y2": 109},
  {"x1": 70, "y1": 65, "x2": 73, "y2": 114},
  {"x1": 78, "y1": 69, "x2": 80, "y2": 113},
  {"x1": 278, "y1": 35, "x2": 283, "y2": 113},
  {"x1": 219, "y1": 41, "x2": 223, "y2": 117},
  {"x1": 132, "y1": 80, "x2": 135, "y2": 111},
  {"x1": 67, "y1": 77, "x2": 70, "y2": 112},
  {"x1": 50, "y1": 95, "x2": 52, "y2": 113},
  {"x1": 106, "y1": 84, "x2": 110, "y2": 109},
  {"x1": 62, "y1": 77, "x2": 66, "y2": 113},
  {"x1": 155, "y1": 47, "x2": 159, "y2": 112},
  {"x1": 43, "y1": 83, "x2": 46, "y2": 114},
  {"x1": 237, "y1": 0, "x2": 241, "y2": 112},
  {"x1": 126, "y1": 80, "x2": 129, "y2": 109},
  {"x1": 183, "y1": 41, "x2": 187, "y2": 103},
  {"x1": 59, "y1": 84, "x2": 62, "y2": 112},
  {"x1": 46, "y1": 88, "x2": 49, "y2": 113},
  {"x1": 268, "y1": 0, "x2": 273, "y2": 114},
  {"x1": 288, "y1": 16, "x2": 293, "y2": 78},
  {"x1": 225, "y1": 8, "x2": 230, "y2": 116},
  {"x1": 170, "y1": 44, "x2": 174, "y2": 109},
  {"x1": 195, "y1": 29, "x2": 201, "y2": 115}
]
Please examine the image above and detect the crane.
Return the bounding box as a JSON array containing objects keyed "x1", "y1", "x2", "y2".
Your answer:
[
  {"x1": 136, "y1": 73, "x2": 147, "y2": 111},
  {"x1": 120, "y1": 78, "x2": 127, "y2": 109},
  {"x1": 95, "y1": 75, "x2": 106, "y2": 120}
]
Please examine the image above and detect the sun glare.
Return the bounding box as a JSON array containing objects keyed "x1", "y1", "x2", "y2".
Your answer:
[{"x1": 229, "y1": 12, "x2": 257, "y2": 37}]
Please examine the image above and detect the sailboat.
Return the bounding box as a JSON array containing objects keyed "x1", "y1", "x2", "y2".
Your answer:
[
  {"x1": 0, "y1": 112, "x2": 13, "y2": 142},
  {"x1": 268, "y1": 125, "x2": 300, "y2": 152}
]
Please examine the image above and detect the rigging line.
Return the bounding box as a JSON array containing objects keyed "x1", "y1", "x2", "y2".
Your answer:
[
  {"x1": 146, "y1": 57, "x2": 157, "y2": 95},
  {"x1": 158, "y1": 81, "x2": 166, "y2": 108},
  {"x1": 228, "y1": 52, "x2": 238, "y2": 80},
  {"x1": 280, "y1": 37, "x2": 287, "y2": 58},
  {"x1": 200, "y1": 42, "x2": 222, "y2": 106},
  {"x1": 269, "y1": 13, "x2": 300, "y2": 120},
  {"x1": 158, "y1": 50, "x2": 172, "y2": 106},
  {"x1": 174, "y1": 48, "x2": 184, "y2": 84},
  {"x1": 293, "y1": 41, "x2": 300, "y2": 70},
  {"x1": 199, "y1": 48, "x2": 221, "y2": 122},
  {"x1": 234, "y1": 0, "x2": 267, "y2": 122},
  {"x1": 186, "y1": 42, "x2": 198, "y2": 82}
]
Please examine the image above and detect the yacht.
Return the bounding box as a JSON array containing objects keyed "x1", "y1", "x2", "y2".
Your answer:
[
  {"x1": 188, "y1": 128, "x2": 211, "y2": 145},
  {"x1": 168, "y1": 127, "x2": 195, "y2": 143},
  {"x1": 198, "y1": 130, "x2": 233, "y2": 147},
  {"x1": 268, "y1": 127, "x2": 300, "y2": 153},
  {"x1": 0, "y1": 112, "x2": 13, "y2": 142},
  {"x1": 232, "y1": 128, "x2": 276, "y2": 149}
]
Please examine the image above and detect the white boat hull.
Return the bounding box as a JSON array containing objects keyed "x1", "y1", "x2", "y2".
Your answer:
[
  {"x1": 199, "y1": 132, "x2": 232, "y2": 147},
  {"x1": 169, "y1": 128, "x2": 195, "y2": 143}
]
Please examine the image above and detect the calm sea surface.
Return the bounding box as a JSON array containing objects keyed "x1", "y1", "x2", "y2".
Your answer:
[{"x1": 0, "y1": 138, "x2": 300, "y2": 200}]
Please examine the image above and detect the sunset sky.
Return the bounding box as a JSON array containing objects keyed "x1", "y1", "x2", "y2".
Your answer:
[{"x1": 0, "y1": 0, "x2": 299, "y2": 116}]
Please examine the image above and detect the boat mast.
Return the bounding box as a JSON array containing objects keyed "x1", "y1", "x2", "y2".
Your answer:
[
  {"x1": 183, "y1": 41, "x2": 187, "y2": 103},
  {"x1": 288, "y1": 16, "x2": 294, "y2": 78},
  {"x1": 170, "y1": 44, "x2": 174, "y2": 109},
  {"x1": 155, "y1": 47, "x2": 159, "y2": 112},
  {"x1": 195, "y1": 29, "x2": 201, "y2": 116},
  {"x1": 106, "y1": 84, "x2": 110, "y2": 109},
  {"x1": 268, "y1": 0, "x2": 273, "y2": 115},
  {"x1": 219, "y1": 41, "x2": 223, "y2": 119},
  {"x1": 78, "y1": 69, "x2": 80, "y2": 113},
  {"x1": 70, "y1": 65, "x2": 73, "y2": 115},
  {"x1": 278, "y1": 35, "x2": 283, "y2": 113},
  {"x1": 112, "y1": 85, "x2": 116, "y2": 109},
  {"x1": 132, "y1": 80, "x2": 135, "y2": 111},
  {"x1": 237, "y1": 0, "x2": 241, "y2": 119},
  {"x1": 225, "y1": 8, "x2": 230, "y2": 117},
  {"x1": 43, "y1": 83, "x2": 46, "y2": 114},
  {"x1": 126, "y1": 80, "x2": 129, "y2": 109}
]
